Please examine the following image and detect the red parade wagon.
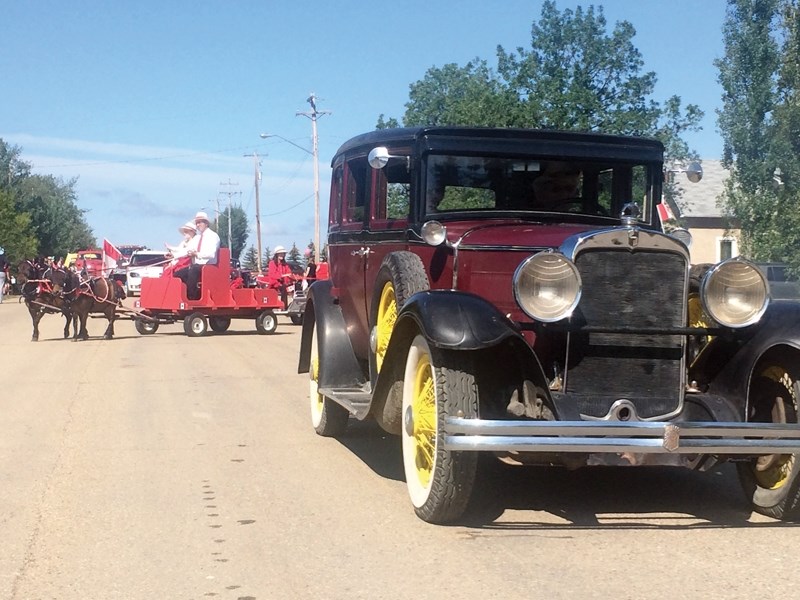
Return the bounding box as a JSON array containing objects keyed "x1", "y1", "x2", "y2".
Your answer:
[{"x1": 132, "y1": 248, "x2": 286, "y2": 336}]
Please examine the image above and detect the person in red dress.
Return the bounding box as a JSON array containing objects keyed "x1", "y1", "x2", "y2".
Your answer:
[{"x1": 266, "y1": 246, "x2": 294, "y2": 306}]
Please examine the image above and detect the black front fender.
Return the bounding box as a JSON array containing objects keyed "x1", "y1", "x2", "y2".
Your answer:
[
  {"x1": 395, "y1": 290, "x2": 522, "y2": 350},
  {"x1": 297, "y1": 280, "x2": 366, "y2": 389},
  {"x1": 370, "y1": 290, "x2": 553, "y2": 434},
  {"x1": 693, "y1": 301, "x2": 800, "y2": 413}
]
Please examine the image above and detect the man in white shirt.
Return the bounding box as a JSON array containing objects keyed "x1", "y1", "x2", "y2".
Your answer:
[{"x1": 174, "y1": 211, "x2": 221, "y2": 300}]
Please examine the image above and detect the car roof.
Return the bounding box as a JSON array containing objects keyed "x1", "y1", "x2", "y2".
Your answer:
[{"x1": 332, "y1": 126, "x2": 664, "y2": 164}]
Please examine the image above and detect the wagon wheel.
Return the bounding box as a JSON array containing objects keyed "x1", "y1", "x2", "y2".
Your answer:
[
  {"x1": 209, "y1": 316, "x2": 231, "y2": 333},
  {"x1": 255, "y1": 310, "x2": 278, "y2": 334},
  {"x1": 370, "y1": 252, "x2": 429, "y2": 375},
  {"x1": 183, "y1": 312, "x2": 209, "y2": 337},
  {"x1": 401, "y1": 334, "x2": 478, "y2": 524},
  {"x1": 737, "y1": 361, "x2": 800, "y2": 520},
  {"x1": 309, "y1": 317, "x2": 349, "y2": 436},
  {"x1": 134, "y1": 317, "x2": 159, "y2": 335}
]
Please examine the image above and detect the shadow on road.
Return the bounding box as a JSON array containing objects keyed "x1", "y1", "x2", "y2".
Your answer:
[
  {"x1": 460, "y1": 459, "x2": 797, "y2": 529},
  {"x1": 335, "y1": 425, "x2": 797, "y2": 529},
  {"x1": 335, "y1": 419, "x2": 404, "y2": 482}
]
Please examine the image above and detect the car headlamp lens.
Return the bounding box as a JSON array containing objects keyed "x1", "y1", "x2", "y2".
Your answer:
[
  {"x1": 421, "y1": 220, "x2": 447, "y2": 246},
  {"x1": 701, "y1": 259, "x2": 769, "y2": 328},
  {"x1": 513, "y1": 252, "x2": 582, "y2": 322}
]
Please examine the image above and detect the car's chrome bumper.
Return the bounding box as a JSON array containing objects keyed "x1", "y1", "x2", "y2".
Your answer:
[{"x1": 445, "y1": 418, "x2": 800, "y2": 454}]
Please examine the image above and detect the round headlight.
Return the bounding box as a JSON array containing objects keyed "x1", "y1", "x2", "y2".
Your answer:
[
  {"x1": 421, "y1": 220, "x2": 447, "y2": 246},
  {"x1": 701, "y1": 259, "x2": 769, "y2": 328},
  {"x1": 513, "y1": 252, "x2": 582, "y2": 322}
]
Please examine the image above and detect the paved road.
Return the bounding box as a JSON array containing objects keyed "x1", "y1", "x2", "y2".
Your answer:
[{"x1": 2, "y1": 298, "x2": 800, "y2": 600}]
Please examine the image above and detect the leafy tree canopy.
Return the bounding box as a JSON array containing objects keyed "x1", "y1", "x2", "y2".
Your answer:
[
  {"x1": 0, "y1": 138, "x2": 95, "y2": 263},
  {"x1": 716, "y1": 0, "x2": 800, "y2": 271},
  {"x1": 215, "y1": 204, "x2": 250, "y2": 260},
  {"x1": 380, "y1": 1, "x2": 703, "y2": 168}
]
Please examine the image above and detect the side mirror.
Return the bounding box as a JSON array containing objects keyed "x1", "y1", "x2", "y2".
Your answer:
[
  {"x1": 685, "y1": 162, "x2": 703, "y2": 183},
  {"x1": 665, "y1": 161, "x2": 703, "y2": 184},
  {"x1": 368, "y1": 146, "x2": 409, "y2": 170},
  {"x1": 368, "y1": 147, "x2": 391, "y2": 169}
]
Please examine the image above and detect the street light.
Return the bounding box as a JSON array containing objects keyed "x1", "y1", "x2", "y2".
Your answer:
[{"x1": 260, "y1": 132, "x2": 312, "y2": 156}]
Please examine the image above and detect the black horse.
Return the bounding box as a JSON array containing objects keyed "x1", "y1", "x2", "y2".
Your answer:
[
  {"x1": 16, "y1": 260, "x2": 75, "y2": 341},
  {"x1": 49, "y1": 268, "x2": 126, "y2": 340}
]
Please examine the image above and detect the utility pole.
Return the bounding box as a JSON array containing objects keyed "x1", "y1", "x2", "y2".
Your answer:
[
  {"x1": 297, "y1": 92, "x2": 331, "y2": 258},
  {"x1": 218, "y1": 179, "x2": 241, "y2": 253},
  {"x1": 243, "y1": 152, "x2": 264, "y2": 274}
]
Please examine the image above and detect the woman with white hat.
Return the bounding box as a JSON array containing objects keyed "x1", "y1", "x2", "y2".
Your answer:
[
  {"x1": 166, "y1": 221, "x2": 197, "y2": 261},
  {"x1": 266, "y1": 245, "x2": 294, "y2": 307},
  {"x1": 162, "y1": 221, "x2": 197, "y2": 276}
]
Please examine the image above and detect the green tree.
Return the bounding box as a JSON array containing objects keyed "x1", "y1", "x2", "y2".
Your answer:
[
  {"x1": 16, "y1": 174, "x2": 95, "y2": 258},
  {"x1": 768, "y1": 0, "x2": 800, "y2": 269},
  {"x1": 0, "y1": 139, "x2": 31, "y2": 191},
  {"x1": 715, "y1": 0, "x2": 800, "y2": 268},
  {"x1": 287, "y1": 242, "x2": 302, "y2": 268},
  {"x1": 404, "y1": 60, "x2": 521, "y2": 127},
  {"x1": 216, "y1": 204, "x2": 250, "y2": 259},
  {"x1": 0, "y1": 188, "x2": 38, "y2": 262},
  {"x1": 262, "y1": 246, "x2": 271, "y2": 269},
  {"x1": 387, "y1": 1, "x2": 702, "y2": 168},
  {"x1": 242, "y1": 245, "x2": 258, "y2": 270},
  {"x1": 1, "y1": 138, "x2": 95, "y2": 258}
]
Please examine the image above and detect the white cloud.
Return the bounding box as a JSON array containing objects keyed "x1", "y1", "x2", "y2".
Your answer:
[{"x1": 2, "y1": 133, "x2": 329, "y2": 252}]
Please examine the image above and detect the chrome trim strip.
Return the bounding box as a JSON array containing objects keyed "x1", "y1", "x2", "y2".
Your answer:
[
  {"x1": 444, "y1": 417, "x2": 800, "y2": 454},
  {"x1": 560, "y1": 227, "x2": 691, "y2": 263}
]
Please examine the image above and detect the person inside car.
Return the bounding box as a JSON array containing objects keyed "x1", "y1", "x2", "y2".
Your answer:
[{"x1": 532, "y1": 161, "x2": 582, "y2": 208}]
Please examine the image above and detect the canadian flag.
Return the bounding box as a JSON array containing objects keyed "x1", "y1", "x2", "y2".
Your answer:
[
  {"x1": 103, "y1": 238, "x2": 122, "y2": 275},
  {"x1": 657, "y1": 203, "x2": 674, "y2": 224}
]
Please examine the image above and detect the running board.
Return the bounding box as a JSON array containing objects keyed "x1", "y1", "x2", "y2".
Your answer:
[{"x1": 319, "y1": 387, "x2": 372, "y2": 419}]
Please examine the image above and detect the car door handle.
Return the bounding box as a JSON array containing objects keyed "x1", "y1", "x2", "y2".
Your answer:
[{"x1": 350, "y1": 247, "x2": 374, "y2": 257}]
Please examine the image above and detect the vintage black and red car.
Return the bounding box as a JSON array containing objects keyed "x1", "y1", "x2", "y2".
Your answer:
[{"x1": 298, "y1": 126, "x2": 800, "y2": 524}]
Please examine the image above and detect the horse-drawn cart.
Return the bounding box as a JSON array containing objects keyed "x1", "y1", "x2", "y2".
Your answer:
[{"x1": 132, "y1": 248, "x2": 296, "y2": 336}]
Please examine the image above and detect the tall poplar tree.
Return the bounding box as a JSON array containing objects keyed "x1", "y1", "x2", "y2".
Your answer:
[{"x1": 717, "y1": 0, "x2": 800, "y2": 270}]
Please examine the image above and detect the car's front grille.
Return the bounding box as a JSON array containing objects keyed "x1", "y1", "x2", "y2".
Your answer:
[{"x1": 566, "y1": 249, "x2": 686, "y2": 419}]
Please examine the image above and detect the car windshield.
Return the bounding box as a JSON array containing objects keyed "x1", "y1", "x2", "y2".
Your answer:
[
  {"x1": 424, "y1": 154, "x2": 653, "y2": 219},
  {"x1": 130, "y1": 254, "x2": 167, "y2": 267}
]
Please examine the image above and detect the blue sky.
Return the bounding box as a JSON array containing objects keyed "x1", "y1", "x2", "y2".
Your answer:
[{"x1": 1, "y1": 0, "x2": 728, "y2": 254}]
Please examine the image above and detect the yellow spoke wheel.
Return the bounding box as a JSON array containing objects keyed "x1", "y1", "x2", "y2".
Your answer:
[
  {"x1": 752, "y1": 367, "x2": 796, "y2": 490},
  {"x1": 401, "y1": 335, "x2": 478, "y2": 524},
  {"x1": 375, "y1": 282, "x2": 397, "y2": 373},
  {"x1": 737, "y1": 359, "x2": 800, "y2": 520}
]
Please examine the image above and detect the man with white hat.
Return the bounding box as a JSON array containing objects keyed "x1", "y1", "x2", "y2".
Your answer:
[{"x1": 174, "y1": 211, "x2": 221, "y2": 300}]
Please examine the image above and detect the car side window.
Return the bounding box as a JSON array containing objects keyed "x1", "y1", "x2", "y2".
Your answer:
[
  {"x1": 330, "y1": 164, "x2": 344, "y2": 225},
  {"x1": 371, "y1": 159, "x2": 410, "y2": 226},
  {"x1": 345, "y1": 159, "x2": 367, "y2": 223}
]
